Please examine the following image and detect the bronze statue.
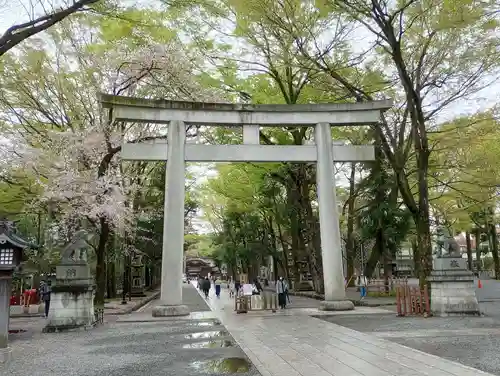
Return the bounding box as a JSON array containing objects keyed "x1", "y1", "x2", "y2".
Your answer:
[
  {"x1": 434, "y1": 226, "x2": 461, "y2": 258},
  {"x1": 61, "y1": 230, "x2": 89, "y2": 263}
]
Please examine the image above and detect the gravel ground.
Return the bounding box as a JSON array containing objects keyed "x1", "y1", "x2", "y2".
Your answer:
[
  {"x1": 319, "y1": 313, "x2": 500, "y2": 375},
  {"x1": 5, "y1": 284, "x2": 260, "y2": 376}
]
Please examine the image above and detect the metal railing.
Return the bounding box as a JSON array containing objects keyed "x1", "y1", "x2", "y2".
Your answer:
[{"x1": 93, "y1": 308, "x2": 104, "y2": 325}]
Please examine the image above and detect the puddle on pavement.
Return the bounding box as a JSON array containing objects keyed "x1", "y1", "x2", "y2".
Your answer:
[
  {"x1": 184, "y1": 330, "x2": 229, "y2": 340},
  {"x1": 190, "y1": 357, "x2": 251, "y2": 373},
  {"x1": 182, "y1": 339, "x2": 234, "y2": 349},
  {"x1": 187, "y1": 321, "x2": 217, "y2": 327}
]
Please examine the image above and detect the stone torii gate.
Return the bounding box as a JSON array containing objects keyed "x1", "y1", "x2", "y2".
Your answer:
[{"x1": 100, "y1": 94, "x2": 392, "y2": 316}]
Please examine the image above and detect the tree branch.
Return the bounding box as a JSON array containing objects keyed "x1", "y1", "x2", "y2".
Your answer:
[{"x1": 0, "y1": 0, "x2": 100, "y2": 56}]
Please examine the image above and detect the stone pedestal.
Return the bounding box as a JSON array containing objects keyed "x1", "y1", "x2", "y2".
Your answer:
[
  {"x1": 320, "y1": 300, "x2": 355, "y2": 311},
  {"x1": 0, "y1": 277, "x2": 12, "y2": 364},
  {"x1": 152, "y1": 303, "x2": 189, "y2": 317},
  {"x1": 428, "y1": 257, "x2": 480, "y2": 317},
  {"x1": 44, "y1": 262, "x2": 95, "y2": 332}
]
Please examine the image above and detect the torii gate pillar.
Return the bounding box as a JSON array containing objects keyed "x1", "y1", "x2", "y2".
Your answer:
[
  {"x1": 316, "y1": 123, "x2": 352, "y2": 309},
  {"x1": 100, "y1": 94, "x2": 392, "y2": 316},
  {"x1": 153, "y1": 120, "x2": 189, "y2": 317}
]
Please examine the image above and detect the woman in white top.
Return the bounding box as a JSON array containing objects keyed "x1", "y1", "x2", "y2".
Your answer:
[
  {"x1": 229, "y1": 279, "x2": 235, "y2": 298},
  {"x1": 356, "y1": 274, "x2": 368, "y2": 299}
]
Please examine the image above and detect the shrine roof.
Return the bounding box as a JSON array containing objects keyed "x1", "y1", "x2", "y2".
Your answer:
[
  {"x1": 0, "y1": 221, "x2": 37, "y2": 249},
  {"x1": 100, "y1": 93, "x2": 393, "y2": 113}
]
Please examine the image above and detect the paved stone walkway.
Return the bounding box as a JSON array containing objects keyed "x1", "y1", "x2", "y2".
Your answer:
[
  {"x1": 200, "y1": 284, "x2": 495, "y2": 376},
  {"x1": 321, "y1": 313, "x2": 500, "y2": 375}
]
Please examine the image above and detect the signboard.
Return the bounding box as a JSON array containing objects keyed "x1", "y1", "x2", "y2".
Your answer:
[{"x1": 242, "y1": 284, "x2": 253, "y2": 296}]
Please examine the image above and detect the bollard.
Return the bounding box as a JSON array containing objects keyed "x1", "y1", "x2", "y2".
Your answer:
[{"x1": 396, "y1": 286, "x2": 402, "y2": 316}]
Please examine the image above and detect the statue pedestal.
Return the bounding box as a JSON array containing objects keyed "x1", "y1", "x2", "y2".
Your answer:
[
  {"x1": 428, "y1": 258, "x2": 480, "y2": 317},
  {"x1": 44, "y1": 262, "x2": 95, "y2": 332}
]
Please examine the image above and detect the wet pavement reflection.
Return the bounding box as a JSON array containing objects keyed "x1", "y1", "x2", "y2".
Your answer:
[
  {"x1": 190, "y1": 357, "x2": 251, "y2": 373},
  {"x1": 176, "y1": 319, "x2": 257, "y2": 374}
]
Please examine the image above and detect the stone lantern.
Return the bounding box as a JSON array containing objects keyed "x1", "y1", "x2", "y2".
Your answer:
[
  {"x1": 130, "y1": 253, "x2": 146, "y2": 297},
  {"x1": 0, "y1": 220, "x2": 33, "y2": 364}
]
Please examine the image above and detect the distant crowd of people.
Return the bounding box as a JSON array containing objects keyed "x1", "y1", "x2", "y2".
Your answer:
[{"x1": 194, "y1": 275, "x2": 290, "y2": 309}]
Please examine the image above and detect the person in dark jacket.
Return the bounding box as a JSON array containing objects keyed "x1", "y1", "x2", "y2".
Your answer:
[
  {"x1": 41, "y1": 280, "x2": 52, "y2": 318},
  {"x1": 253, "y1": 278, "x2": 263, "y2": 295},
  {"x1": 234, "y1": 280, "x2": 241, "y2": 296},
  {"x1": 202, "y1": 276, "x2": 211, "y2": 298}
]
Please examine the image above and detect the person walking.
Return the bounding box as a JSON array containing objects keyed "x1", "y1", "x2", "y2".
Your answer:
[
  {"x1": 253, "y1": 278, "x2": 263, "y2": 295},
  {"x1": 234, "y1": 279, "x2": 241, "y2": 297},
  {"x1": 214, "y1": 277, "x2": 222, "y2": 298},
  {"x1": 229, "y1": 278, "x2": 235, "y2": 298},
  {"x1": 357, "y1": 273, "x2": 368, "y2": 299},
  {"x1": 41, "y1": 280, "x2": 52, "y2": 318},
  {"x1": 202, "y1": 276, "x2": 211, "y2": 298},
  {"x1": 276, "y1": 276, "x2": 288, "y2": 309}
]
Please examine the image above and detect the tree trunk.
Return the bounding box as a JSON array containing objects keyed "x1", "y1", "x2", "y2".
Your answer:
[
  {"x1": 475, "y1": 227, "x2": 482, "y2": 271},
  {"x1": 387, "y1": 33, "x2": 434, "y2": 290},
  {"x1": 381, "y1": 234, "x2": 392, "y2": 293},
  {"x1": 411, "y1": 238, "x2": 419, "y2": 278},
  {"x1": 346, "y1": 163, "x2": 356, "y2": 287},
  {"x1": 302, "y1": 180, "x2": 323, "y2": 293},
  {"x1": 286, "y1": 183, "x2": 303, "y2": 287},
  {"x1": 373, "y1": 138, "x2": 392, "y2": 291},
  {"x1": 275, "y1": 221, "x2": 290, "y2": 281},
  {"x1": 106, "y1": 261, "x2": 112, "y2": 299},
  {"x1": 106, "y1": 231, "x2": 117, "y2": 299},
  {"x1": 465, "y1": 231, "x2": 473, "y2": 271},
  {"x1": 414, "y1": 126, "x2": 433, "y2": 290},
  {"x1": 416, "y1": 217, "x2": 432, "y2": 289},
  {"x1": 489, "y1": 224, "x2": 500, "y2": 279},
  {"x1": 94, "y1": 217, "x2": 110, "y2": 307},
  {"x1": 364, "y1": 244, "x2": 380, "y2": 278}
]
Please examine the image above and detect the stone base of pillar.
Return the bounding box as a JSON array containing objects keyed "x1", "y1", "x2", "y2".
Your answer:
[
  {"x1": 319, "y1": 300, "x2": 354, "y2": 311},
  {"x1": 152, "y1": 304, "x2": 190, "y2": 317},
  {"x1": 0, "y1": 346, "x2": 12, "y2": 364}
]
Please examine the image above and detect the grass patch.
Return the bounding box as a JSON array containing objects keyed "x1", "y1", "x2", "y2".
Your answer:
[{"x1": 367, "y1": 290, "x2": 397, "y2": 298}]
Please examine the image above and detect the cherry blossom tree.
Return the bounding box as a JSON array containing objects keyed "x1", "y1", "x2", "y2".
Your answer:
[{"x1": 0, "y1": 13, "x2": 224, "y2": 303}]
